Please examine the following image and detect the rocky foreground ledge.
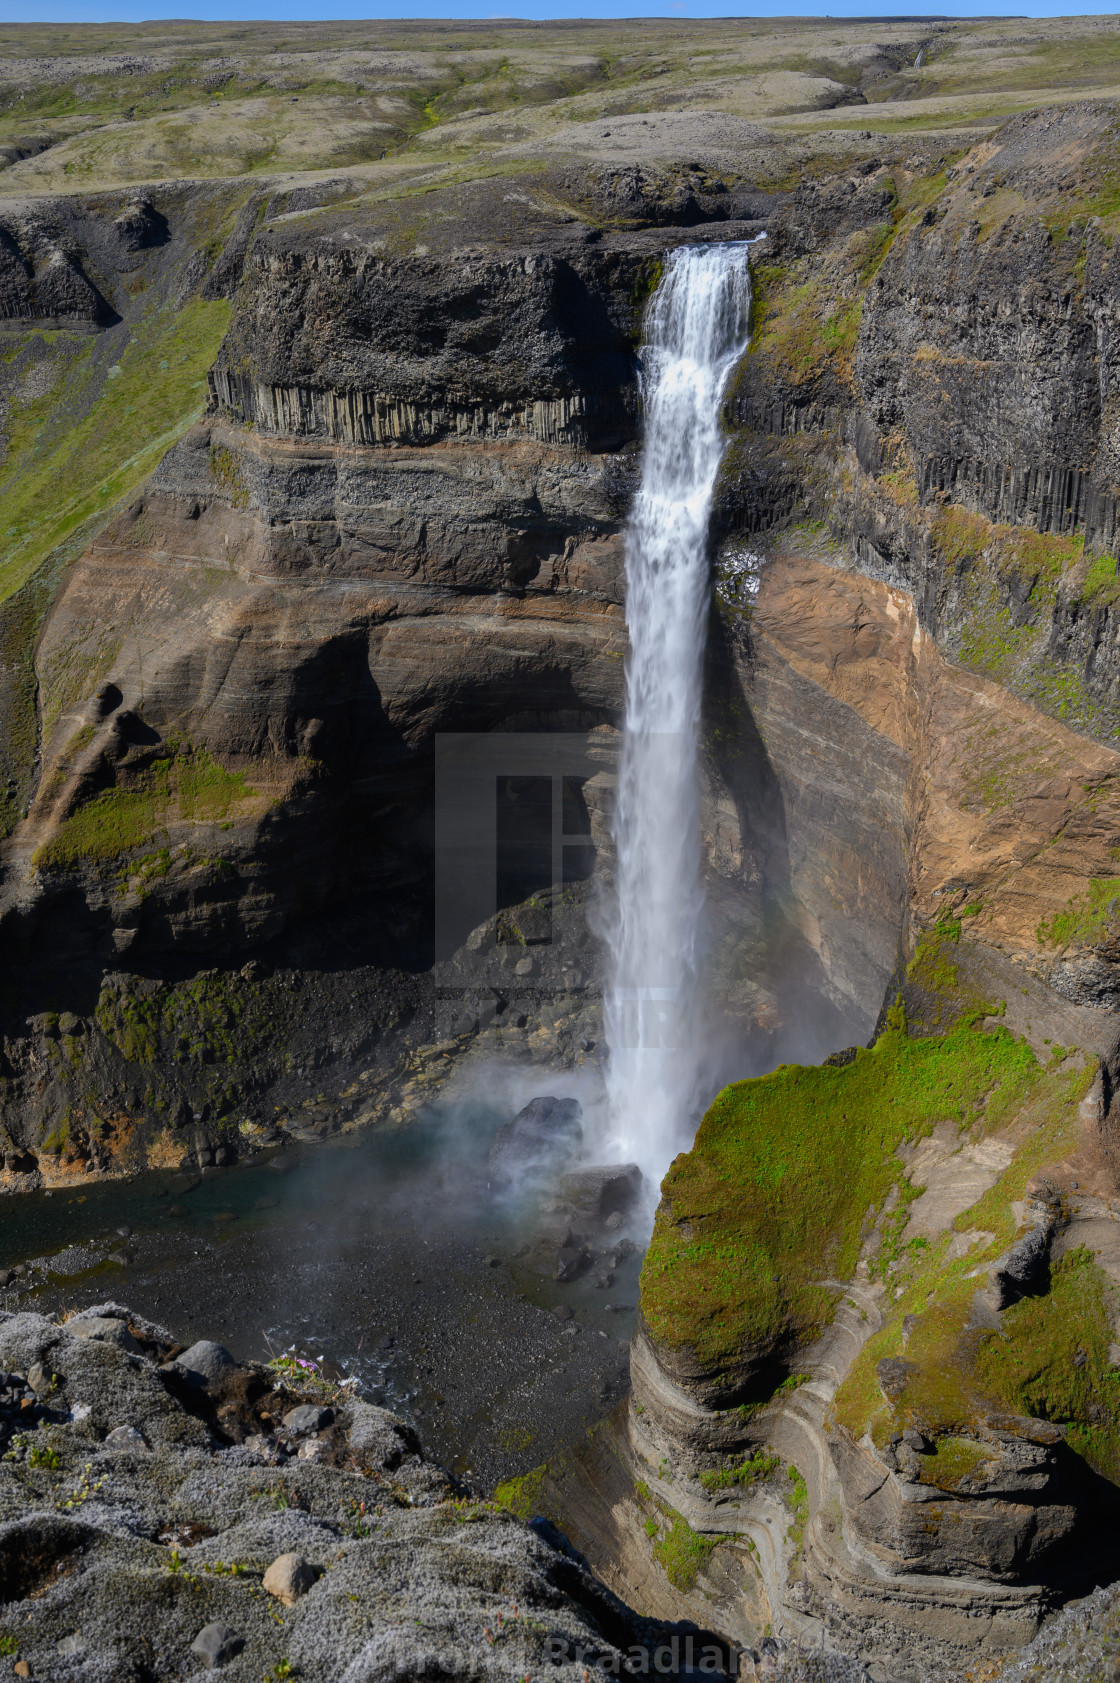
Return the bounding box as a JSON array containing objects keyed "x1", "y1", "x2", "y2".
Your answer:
[{"x1": 0, "y1": 1301, "x2": 787, "y2": 1683}]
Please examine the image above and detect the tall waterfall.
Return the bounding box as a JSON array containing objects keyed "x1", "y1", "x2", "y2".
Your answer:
[{"x1": 604, "y1": 240, "x2": 754, "y2": 1191}]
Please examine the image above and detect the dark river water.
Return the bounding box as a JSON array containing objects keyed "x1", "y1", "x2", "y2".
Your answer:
[{"x1": 0, "y1": 1100, "x2": 643, "y2": 1491}]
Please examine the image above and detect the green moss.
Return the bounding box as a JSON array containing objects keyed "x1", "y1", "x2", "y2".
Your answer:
[
  {"x1": 0, "y1": 298, "x2": 231, "y2": 608},
  {"x1": 208, "y1": 444, "x2": 249, "y2": 510},
  {"x1": 35, "y1": 743, "x2": 253, "y2": 869},
  {"x1": 975, "y1": 1246, "x2": 1120, "y2": 1477},
  {"x1": 917, "y1": 1435, "x2": 991, "y2": 1489},
  {"x1": 832, "y1": 1059, "x2": 1096, "y2": 1452},
  {"x1": 699, "y1": 1450, "x2": 779, "y2": 1491},
  {"x1": 629, "y1": 255, "x2": 663, "y2": 315},
  {"x1": 784, "y1": 1462, "x2": 809, "y2": 1557},
  {"x1": 1037, "y1": 876, "x2": 1120, "y2": 949},
  {"x1": 493, "y1": 1463, "x2": 549, "y2": 1521},
  {"x1": 932, "y1": 505, "x2": 992, "y2": 568},
  {"x1": 907, "y1": 929, "x2": 960, "y2": 1001},
  {"x1": 641, "y1": 1014, "x2": 1042, "y2": 1386},
  {"x1": 1077, "y1": 552, "x2": 1120, "y2": 609},
  {"x1": 649, "y1": 1503, "x2": 721, "y2": 1592}
]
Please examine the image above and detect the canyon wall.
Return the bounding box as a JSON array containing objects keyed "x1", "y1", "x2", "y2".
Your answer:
[{"x1": 5, "y1": 97, "x2": 1120, "y2": 1676}]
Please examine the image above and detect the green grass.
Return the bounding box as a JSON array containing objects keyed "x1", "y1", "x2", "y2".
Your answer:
[
  {"x1": 0, "y1": 297, "x2": 230, "y2": 607},
  {"x1": 915, "y1": 1435, "x2": 991, "y2": 1490},
  {"x1": 640, "y1": 1007, "x2": 1043, "y2": 1386},
  {"x1": 649, "y1": 1504, "x2": 721, "y2": 1592},
  {"x1": 699, "y1": 1450, "x2": 779, "y2": 1492},
  {"x1": 976, "y1": 1246, "x2": 1120, "y2": 1475},
  {"x1": 35, "y1": 743, "x2": 253, "y2": 869},
  {"x1": 1078, "y1": 553, "x2": 1120, "y2": 609},
  {"x1": 1037, "y1": 875, "x2": 1120, "y2": 949}
]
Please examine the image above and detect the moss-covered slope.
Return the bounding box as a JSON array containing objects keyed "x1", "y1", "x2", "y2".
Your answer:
[{"x1": 640, "y1": 1008, "x2": 1050, "y2": 1405}]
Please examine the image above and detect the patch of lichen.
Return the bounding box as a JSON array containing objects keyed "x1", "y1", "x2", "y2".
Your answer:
[
  {"x1": 640, "y1": 1009, "x2": 1043, "y2": 1389},
  {"x1": 831, "y1": 1059, "x2": 1111, "y2": 1482}
]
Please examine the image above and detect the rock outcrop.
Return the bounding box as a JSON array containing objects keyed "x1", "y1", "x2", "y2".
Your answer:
[{"x1": 0, "y1": 1300, "x2": 737, "y2": 1682}]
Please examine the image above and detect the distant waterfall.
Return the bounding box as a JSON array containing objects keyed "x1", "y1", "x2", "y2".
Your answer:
[{"x1": 604, "y1": 241, "x2": 754, "y2": 1191}]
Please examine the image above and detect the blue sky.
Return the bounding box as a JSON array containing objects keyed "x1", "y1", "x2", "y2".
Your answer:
[{"x1": 0, "y1": 1, "x2": 1107, "y2": 20}]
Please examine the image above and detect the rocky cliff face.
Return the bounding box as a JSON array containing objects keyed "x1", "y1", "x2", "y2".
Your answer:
[
  {"x1": 7, "y1": 96, "x2": 1120, "y2": 1679},
  {"x1": 613, "y1": 99, "x2": 1120, "y2": 1680}
]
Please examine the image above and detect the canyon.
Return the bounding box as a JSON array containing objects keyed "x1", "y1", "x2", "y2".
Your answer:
[{"x1": 5, "y1": 17, "x2": 1120, "y2": 1681}]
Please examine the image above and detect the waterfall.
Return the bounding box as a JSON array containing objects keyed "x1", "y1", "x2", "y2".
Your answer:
[{"x1": 603, "y1": 241, "x2": 755, "y2": 1193}]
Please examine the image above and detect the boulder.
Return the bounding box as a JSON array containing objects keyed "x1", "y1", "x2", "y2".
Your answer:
[
  {"x1": 104, "y1": 1425, "x2": 147, "y2": 1451},
  {"x1": 68, "y1": 1317, "x2": 141, "y2": 1354},
  {"x1": 557, "y1": 1163, "x2": 642, "y2": 1220},
  {"x1": 190, "y1": 1623, "x2": 244, "y2": 1668},
  {"x1": 262, "y1": 1552, "x2": 316, "y2": 1605},
  {"x1": 487, "y1": 1096, "x2": 583, "y2": 1185},
  {"x1": 282, "y1": 1403, "x2": 333, "y2": 1436},
  {"x1": 175, "y1": 1340, "x2": 236, "y2": 1386}
]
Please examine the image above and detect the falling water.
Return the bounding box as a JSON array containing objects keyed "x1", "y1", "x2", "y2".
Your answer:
[{"x1": 604, "y1": 240, "x2": 755, "y2": 1192}]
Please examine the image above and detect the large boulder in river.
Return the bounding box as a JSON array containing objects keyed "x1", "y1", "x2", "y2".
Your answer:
[{"x1": 487, "y1": 1096, "x2": 583, "y2": 1186}]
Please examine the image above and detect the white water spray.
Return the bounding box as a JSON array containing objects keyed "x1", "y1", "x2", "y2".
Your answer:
[{"x1": 604, "y1": 240, "x2": 755, "y2": 1192}]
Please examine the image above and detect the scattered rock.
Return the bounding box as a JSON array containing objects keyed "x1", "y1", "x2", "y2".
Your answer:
[
  {"x1": 26, "y1": 1363, "x2": 54, "y2": 1396},
  {"x1": 989, "y1": 1221, "x2": 1052, "y2": 1310},
  {"x1": 68, "y1": 1316, "x2": 141, "y2": 1354},
  {"x1": 283, "y1": 1403, "x2": 333, "y2": 1435},
  {"x1": 558, "y1": 1163, "x2": 642, "y2": 1221},
  {"x1": 483, "y1": 1254, "x2": 501, "y2": 1268},
  {"x1": 551, "y1": 1304, "x2": 574, "y2": 1321},
  {"x1": 190, "y1": 1623, "x2": 244, "y2": 1668},
  {"x1": 555, "y1": 1244, "x2": 590, "y2": 1283},
  {"x1": 105, "y1": 1425, "x2": 148, "y2": 1451},
  {"x1": 297, "y1": 1437, "x2": 330, "y2": 1462},
  {"x1": 262, "y1": 1552, "x2": 317, "y2": 1605},
  {"x1": 876, "y1": 1356, "x2": 917, "y2": 1402}
]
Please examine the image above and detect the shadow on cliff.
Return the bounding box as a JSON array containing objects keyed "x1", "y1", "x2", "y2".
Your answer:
[{"x1": 699, "y1": 603, "x2": 868, "y2": 1091}]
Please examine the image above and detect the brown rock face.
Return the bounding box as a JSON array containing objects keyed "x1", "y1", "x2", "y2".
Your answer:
[{"x1": 746, "y1": 541, "x2": 1120, "y2": 1036}]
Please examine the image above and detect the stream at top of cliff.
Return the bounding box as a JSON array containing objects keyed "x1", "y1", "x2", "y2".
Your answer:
[{"x1": 0, "y1": 1098, "x2": 641, "y2": 1491}]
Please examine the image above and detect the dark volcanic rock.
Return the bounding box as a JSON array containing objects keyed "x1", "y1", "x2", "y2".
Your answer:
[
  {"x1": 488, "y1": 1095, "x2": 584, "y2": 1185},
  {"x1": 558, "y1": 1162, "x2": 643, "y2": 1220}
]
